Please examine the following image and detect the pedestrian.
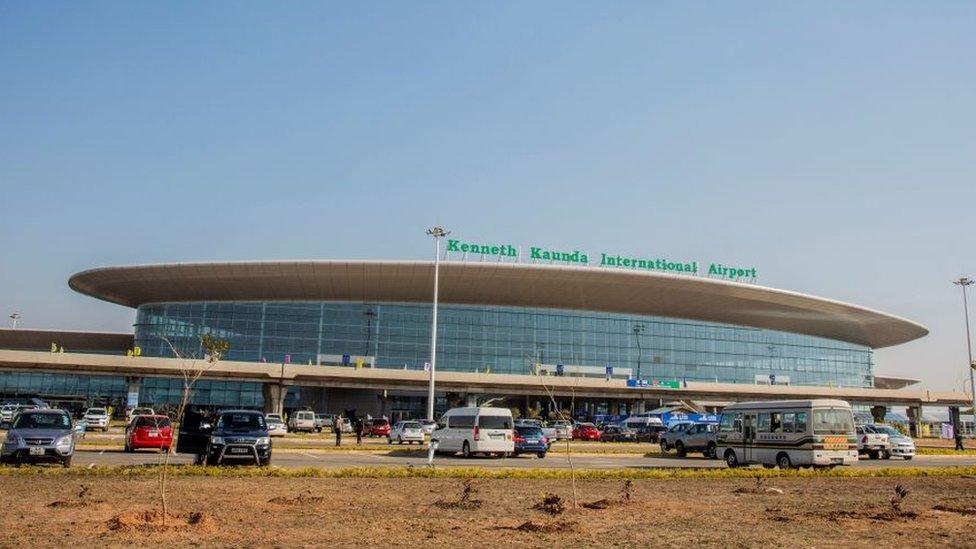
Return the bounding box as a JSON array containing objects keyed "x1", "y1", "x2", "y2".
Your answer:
[
  {"x1": 955, "y1": 430, "x2": 965, "y2": 451},
  {"x1": 334, "y1": 415, "x2": 343, "y2": 447},
  {"x1": 356, "y1": 418, "x2": 364, "y2": 445}
]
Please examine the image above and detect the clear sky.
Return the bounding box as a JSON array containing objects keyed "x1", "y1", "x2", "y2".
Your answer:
[{"x1": 1, "y1": 3, "x2": 974, "y2": 391}]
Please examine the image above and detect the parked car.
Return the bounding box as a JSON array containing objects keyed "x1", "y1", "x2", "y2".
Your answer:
[
  {"x1": 265, "y1": 415, "x2": 287, "y2": 437},
  {"x1": 370, "y1": 418, "x2": 391, "y2": 437},
  {"x1": 855, "y1": 425, "x2": 890, "y2": 459},
  {"x1": 572, "y1": 422, "x2": 601, "y2": 441},
  {"x1": 83, "y1": 407, "x2": 110, "y2": 431},
  {"x1": 863, "y1": 424, "x2": 914, "y2": 460},
  {"x1": 314, "y1": 413, "x2": 335, "y2": 432},
  {"x1": 288, "y1": 410, "x2": 317, "y2": 433},
  {"x1": 124, "y1": 414, "x2": 173, "y2": 453},
  {"x1": 513, "y1": 424, "x2": 549, "y2": 458},
  {"x1": 388, "y1": 420, "x2": 425, "y2": 444},
  {"x1": 177, "y1": 409, "x2": 272, "y2": 466},
  {"x1": 432, "y1": 406, "x2": 515, "y2": 458},
  {"x1": 0, "y1": 409, "x2": 79, "y2": 466},
  {"x1": 126, "y1": 407, "x2": 155, "y2": 423},
  {"x1": 633, "y1": 424, "x2": 667, "y2": 443},
  {"x1": 660, "y1": 422, "x2": 718, "y2": 457},
  {"x1": 549, "y1": 420, "x2": 573, "y2": 440},
  {"x1": 340, "y1": 418, "x2": 354, "y2": 433},
  {"x1": 0, "y1": 404, "x2": 35, "y2": 428},
  {"x1": 600, "y1": 425, "x2": 639, "y2": 443},
  {"x1": 418, "y1": 419, "x2": 437, "y2": 436},
  {"x1": 516, "y1": 418, "x2": 557, "y2": 443}
]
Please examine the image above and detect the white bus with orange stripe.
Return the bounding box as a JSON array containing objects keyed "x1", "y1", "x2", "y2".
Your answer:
[{"x1": 715, "y1": 399, "x2": 858, "y2": 469}]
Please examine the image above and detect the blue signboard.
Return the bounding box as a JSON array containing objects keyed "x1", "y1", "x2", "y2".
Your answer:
[
  {"x1": 556, "y1": 364, "x2": 564, "y2": 376},
  {"x1": 342, "y1": 354, "x2": 351, "y2": 366},
  {"x1": 626, "y1": 379, "x2": 649, "y2": 388}
]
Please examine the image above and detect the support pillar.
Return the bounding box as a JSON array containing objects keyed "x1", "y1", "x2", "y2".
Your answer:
[
  {"x1": 949, "y1": 406, "x2": 961, "y2": 437},
  {"x1": 465, "y1": 393, "x2": 478, "y2": 407},
  {"x1": 870, "y1": 405, "x2": 887, "y2": 424},
  {"x1": 906, "y1": 405, "x2": 922, "y2": 438},
  {"x1": 262, "y1": 383, "x2": 286, "y2": 415}
]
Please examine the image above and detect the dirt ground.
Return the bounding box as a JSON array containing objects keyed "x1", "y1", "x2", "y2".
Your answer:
[{"x1": 1, "y1": 474, "x2": 974, "y2": 548}]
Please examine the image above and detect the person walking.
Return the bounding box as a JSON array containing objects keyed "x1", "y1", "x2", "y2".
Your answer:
[
  {"x1": 334, "y1": 415, "x2": 343, "y2": 447},
  {"x1": 356, "y1": 417, "x2": 364, "y2": 445},
  {"x1": 955, "y1": 430, "x2": 965, "y2": 451}
]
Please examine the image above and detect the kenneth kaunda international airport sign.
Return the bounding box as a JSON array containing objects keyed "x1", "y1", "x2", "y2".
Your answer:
[{"x1": 446, "y1": 238, "x2": 758, "y2": 281}]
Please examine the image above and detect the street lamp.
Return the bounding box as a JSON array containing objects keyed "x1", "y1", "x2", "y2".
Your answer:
[
  {"x1": 633, "y1": 323, "x2": 645, "y2": 380},
  {"x1": 954, "y1": 277, "x2": 976, "y2": 430},
  {"x1": 9, "y1": 313, "x2": 20, "y2": 329},
  {"x1": 426, "y1": 226, "x2": 450, "y2": 420}
]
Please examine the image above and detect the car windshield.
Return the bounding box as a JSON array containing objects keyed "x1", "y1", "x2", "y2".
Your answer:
[
  {"x1": 402, "y1": 422, "x2": 421, "y2": 429},
  {"x1": 871, "y1": 425, "x2": 902, "y2": 436},
  {"x1": 87, "y1": 408, "x2": 106, "y2": 415},
  {"x1": 372, "y1": 419, "x2": 389, "y2": 426},
  {"x1": 13, "y1": 412, "x2": 70, "y2": 430},
  {"x1": 220, "y1": 413, "x2": 265, "y2": 430},
  {"x1": 135, "y1": 416, "x2": 171, "y2": 428},
  {"x1": 813, "y1": 409, "x2": 854, "y2": 435},
  {"x1": 516, "y1": 426, "x2": 543, "y2": 436}
]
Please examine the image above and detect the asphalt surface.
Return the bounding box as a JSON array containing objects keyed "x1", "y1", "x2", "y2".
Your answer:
[{"x1": 69, "y1": 449, "x2": 976, "y2": 470}]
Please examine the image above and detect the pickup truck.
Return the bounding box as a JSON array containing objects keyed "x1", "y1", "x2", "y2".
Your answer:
[{"x1": 855, "y1": 425, "x2": 890, "y2": 459}]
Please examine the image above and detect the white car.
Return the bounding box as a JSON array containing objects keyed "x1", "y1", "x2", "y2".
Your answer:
[
  {"x1": 864, "y1": 424, "x2": 915, "y2": 460},
  {"x1": 265, "y1": 415, "x2": 288, "y2": 437},
  {"x1": 126, "y1": 407, "x2": 155, "y2": 423},
  {"x1": 288, "y1": 410, "x2": 317, "y2": 433},
  {"x1": 83, "y1": 407, "x2": 110, "y2": 431},
  {"x1": 418, "y1": 419, "x2": 437, "y2": 436},
  {"x1": 389, "y1": 421, "x2": 426, "y2": 444},
  {"x1": 549, "y1": 420, "x2": 574, "y2": 440}
]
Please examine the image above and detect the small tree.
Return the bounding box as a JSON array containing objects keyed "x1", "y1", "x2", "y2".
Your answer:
[{"x1": 157, "y1": 333, "x2": 230, "y2": 524}]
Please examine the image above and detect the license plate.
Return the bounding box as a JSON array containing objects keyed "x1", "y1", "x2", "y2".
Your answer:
[
  {"x1": 149, "y1": 431, "x2": 159, "y2": 437},
  {"x1": 526, "y1": 439, "x2": 540, "y2": 443},
  {"x1": 29, "y1": 447, "x2": 44, "y2": 456},
  {"x1": 229, "y1": 447, "x2": 250, "y2": 454},
  {"x1": 490, "y1": 434, "x2": 504, "y2": 440}
]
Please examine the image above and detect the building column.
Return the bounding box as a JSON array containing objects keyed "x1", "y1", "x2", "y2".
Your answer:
[
  {"x1": 906, "y1": 405, "x2": 922, "y2": 438},
  {"x1": 262, "y1": 383, "x2": 286, "y2": 415},
  {"x1": 870, "y1": 405, "x2": 887, "y2": 423},
  {"x1": 949, "y1": 406, "x2": 961, "y2": 437},
  {"x1": 124, "y1": 376, "x2": 141, "y2": 411},
  {"x1": 465, "y1": 393, "x2": 478, "y2": 407}
]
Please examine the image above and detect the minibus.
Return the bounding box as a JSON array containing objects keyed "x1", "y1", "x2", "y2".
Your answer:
[
  {"x1": 715, "y1": 399, "x2": 857, "y2": 469},
  {"x1": 432, "y1": 406, "x2": 514, "y2": 458}
]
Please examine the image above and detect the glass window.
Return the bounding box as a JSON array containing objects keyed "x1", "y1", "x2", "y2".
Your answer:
[
  {"x1": 757, "y1": 413, "x2": 771, "y2": 433},
  {"x1": 782, "y1": 412, "x2": 795, "y2": 433},
  {"x1": 770, "y1": 412, "x2": 782, "y2": 433},
  {"x1": 478, "y1": 415, "x2": 512, "y2": 429},
  {"x1": 795, "y1": 412, "x2": 808, "y2": 433},
  {"x1": 812, "y1": 409, "x2": 854, "y2": 435},
  {"x1": 449, "y1": 415, "x2": 475, "y2": 429}
]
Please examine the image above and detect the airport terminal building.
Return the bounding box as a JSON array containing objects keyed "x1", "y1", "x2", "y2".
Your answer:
[{"x1": 0, "y1": 258, "x2": 968, "y2": 429}]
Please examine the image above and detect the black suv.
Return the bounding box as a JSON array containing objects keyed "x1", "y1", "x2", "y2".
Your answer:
[{"x1": 177, "y1": 409, "x2": 272, "y2": 466}]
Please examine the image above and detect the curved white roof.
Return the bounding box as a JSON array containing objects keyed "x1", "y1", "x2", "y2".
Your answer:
[{"x1": 68, "y1": 260, "x2": 928, "y2": 349}]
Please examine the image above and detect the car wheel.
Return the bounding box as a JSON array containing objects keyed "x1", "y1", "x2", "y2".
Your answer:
[
  {"x1": 205, "y1": 454, "x2": 220, "y2": 466},
  {"x1": 462, "y1": 441, "x2": 472, "y2": 458},
  {"x1": 537, "y1": 452, "x2": 546, "y2": 459},
  {"x1": 161, "y1": 447, "x2": 170, "y2": 454},
  {"x1": 124, "y1": 443, "x2": 132, "y2": 453},
  {"x1": 881, "y1": 450, "x2": 891, "y2": 460},
  {"x1": 259, "y1": 458, "x2": 271, "y2": 467},
  {"x1": 660, "y1": 441, "x2": 669, "y2": 453},
  {"x1": 868, "y1": 450, "x2": 879, "y2": 460},
  {"x1": 706, "y1": 442, "x2": 716, "y2": 459},
  {"x1": 398, "y1": 436, "x2": 403, "y2": 445},
  {"x1": 675, "y1": 442, "x2": 686, "y2": 458},
  {"x1": 725, "y1": 450, "x2": 739, "y2": 468},
  {"x1": 62, "y1": 455, "x2": 72, "y2": 468},
  {"x1": 904, "y1": 456, "x2": 913, "y2": 461},
  {"x1": 776, "y1": 452, "x2": 793, "y2": 469}
]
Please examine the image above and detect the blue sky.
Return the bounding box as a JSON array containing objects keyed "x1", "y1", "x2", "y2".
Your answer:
[{"x1": 1, "y1": 2, "x2": 974, "y2": 390}]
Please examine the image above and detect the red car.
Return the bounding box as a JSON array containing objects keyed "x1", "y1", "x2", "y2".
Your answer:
[
  {"x1": 124, "y1": 414, "x2": 173, "y2": 452},
  {"x1": 572, "y1": 422, "x2": 601, "y2": 441},
  {"x1": 369, "y1": 418, "x2": 391, "y2": 437}
]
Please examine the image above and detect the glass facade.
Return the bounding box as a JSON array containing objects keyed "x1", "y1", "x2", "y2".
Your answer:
[{"x1": 134, "y1": 301, "x2": 874, "y2": 388}]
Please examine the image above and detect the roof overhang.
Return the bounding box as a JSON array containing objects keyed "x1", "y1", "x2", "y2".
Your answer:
[
  {"x1": 0, "y1": 329, "x2": 133, "y2": 353},
  {"x1": 68, "y1": 260, "x2": 929, "y2": 349}
]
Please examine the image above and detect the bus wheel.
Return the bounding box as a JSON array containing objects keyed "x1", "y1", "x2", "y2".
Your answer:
[
  {"x1": 776, "y1": 453, "x2": 793, "y2": 469},
  {"x1": 724, "y1": 450, "x2": 739, "y2": 468}
]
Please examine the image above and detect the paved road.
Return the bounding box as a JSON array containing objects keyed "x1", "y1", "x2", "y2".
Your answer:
[{"x1": 71, "y1": 449, "x2": 976, "y2": 470}]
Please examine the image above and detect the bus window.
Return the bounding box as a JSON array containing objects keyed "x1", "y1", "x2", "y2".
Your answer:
[
  {"x1": 795, "y1": 412, "x2": 808, "y2": 433},
  {"x1": 812, "y1": 409, "x2": 854, "y2": 435},
  {"x1": 782, "y1": 412, "x2": 795, "y2": 433},
  {"x1": 757, "y1": 413, "x2": 771, "y2": 432},
  {"x1": 720, "y1": 412, "x2": 741, "y2": 433},
  {"x1": 770, "y1": 412, "x2": 782, "y2": 433}
]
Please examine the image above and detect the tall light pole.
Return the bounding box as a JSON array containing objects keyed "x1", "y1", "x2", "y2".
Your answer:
[
  {"x1": 426, "y1": 226, "x2": 450, "y2": 420},
  {"x1": 954, "y1": 277, "x2": 975, "y2": 431},
  {"x1": 632, "y1": 323, "x2": 644, "y2": 380},
  {"x1": 9, "y1": 313, "x2": 20, "y2": 329}
]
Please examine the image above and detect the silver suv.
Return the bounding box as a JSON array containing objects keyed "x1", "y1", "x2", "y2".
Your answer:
[
  {"x1": 660, "y1": 422, "x2": 718, "y2": 458},
  {"x1": 1, "y1": 409, "x2": 79, "y2": 467}
]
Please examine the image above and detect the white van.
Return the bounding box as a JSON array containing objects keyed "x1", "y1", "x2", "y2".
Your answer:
[
  {"x1": 716, "y1": 399, "x2": 858, "y2": 469},
  {"x1": 432, "y1": 407, "x2": 515, "y2": 458}
]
